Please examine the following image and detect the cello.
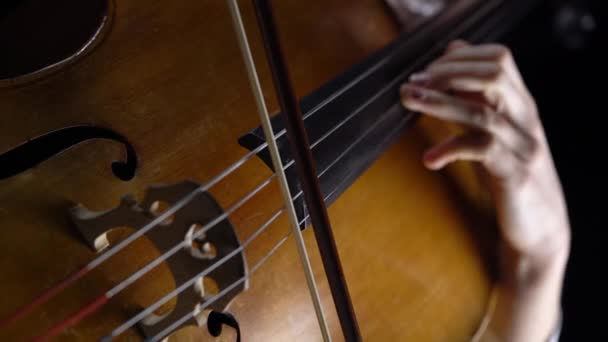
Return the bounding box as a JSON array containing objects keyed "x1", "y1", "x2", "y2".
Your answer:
[{"x1": 0, "y1": 0, "x2": 540, "y2": 340}]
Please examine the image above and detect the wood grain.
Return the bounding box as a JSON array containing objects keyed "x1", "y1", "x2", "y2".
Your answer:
[{"x1": 0, "y1": 1, "x2": 496, "y2": 341}]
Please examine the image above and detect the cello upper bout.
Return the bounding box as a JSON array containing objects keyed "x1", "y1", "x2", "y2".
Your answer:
[{"x1": 0, "y1": 0, "x2": 114, "y2": 88}]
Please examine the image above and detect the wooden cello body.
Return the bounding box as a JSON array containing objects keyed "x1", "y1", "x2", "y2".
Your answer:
[{"x1": 0, "y1": 0, "x2": 536, "y2": 340}]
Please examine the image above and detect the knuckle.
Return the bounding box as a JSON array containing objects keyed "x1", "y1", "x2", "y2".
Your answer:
[
  {"x1": 486, "y1": 45, "x2": 513, "y2": 80},
  {"x1": 492, "y1": 45, "x2": 512, "y2": 63},
  {"x1": 522, "y1": 134, "x2": 541, "y2": 164},
  {"x1": 514, "y1": 163, "x2": 534, "y2": 187},
  {"x1": 436, "y1": 103, "x2": 454, "y2": 116},
  {"x1": 486, "y1": 65, "x2": 506, "y2": 85},
  {"x1": 427, "y1": 62, "x2": 447, "y2": 76},
  {"x1": 470, "y1": 105, "x2": 495, "y2": 130},
  {"x1": 479, "y1": 133, "x2": 498, "y2": 164},
  {"x1": 481, "y1": 133, "x2": 496, "y2": 152}
]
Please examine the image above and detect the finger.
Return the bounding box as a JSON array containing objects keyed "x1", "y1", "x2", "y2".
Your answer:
[
  {"x1": 422, "y1": 131, "x2": 526, "y2": 185},
  {"x1": 423, "y1": 132, "x2": 490, "y2": 170},
  {"x1": 435, "y1": 44, "x2": 510, "y2": 64},
  {"x1": 400, "y1": 84, "x2": 536, "y2": 155},
  {"x1": 401, "y1": 84, "x2": 495, "y2": 128},
  {"x1": 410, "y1": 61, "x2": 502, "y2": 94},
  {"x1": 446, "y1": 39, "x2": 470, "y2": 51},
  {"x1": 411, "y1": 60, "x2": 534, "y2": 122},
  {"x1": 409, "y1": 61, "x2": 524, "y2": 111},
  {"x1": 408, "y1": 40, "x2": 472, "y2": 88},
  {"x1": 431, "y1": 44, "x2": 528, "y2": 92}
]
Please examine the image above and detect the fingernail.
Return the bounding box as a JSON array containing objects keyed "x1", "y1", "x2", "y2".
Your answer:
[
  {"x1": 401, "y1": 84, "x2": 428, "y2": 101},
  {"x1": 423, "y1": 158, "x2": 443, "y2": 170},
  {"x1": 423, "y1": 149, "x2": 437, "y2": 162},
  {"x1": 409, "y1": 72, "x2": 430, "y2": 86},
  {"x1": 409, "y1": 86, "x2": 426, "y2": 100},
  {"x1": 448, "y1": 39, "x2": 468, "y2": 49},
  {"x1": 423, "y1": 150, "x2": 443, "y2": 170}
]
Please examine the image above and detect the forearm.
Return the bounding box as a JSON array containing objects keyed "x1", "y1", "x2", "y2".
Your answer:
[
  {"x1": 400, "y1": 40, "x2": 571, "y2": 342},
  {"x1": 482, "y1": 232, "x2": 570, "y2": 342}
]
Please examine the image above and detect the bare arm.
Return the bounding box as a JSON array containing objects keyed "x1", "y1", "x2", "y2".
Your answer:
[{"x1": 400, "y1": 40, "x2": 571, "y2": 342}]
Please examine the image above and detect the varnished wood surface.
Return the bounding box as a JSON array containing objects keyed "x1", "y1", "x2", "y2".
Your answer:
[{"x1": 0, "y1": 1, "x2": 496, "y2": 341}]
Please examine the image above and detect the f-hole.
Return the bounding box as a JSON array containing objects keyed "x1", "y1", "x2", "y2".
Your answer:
[
  {"x1": 0, "y1": 0, "x2": 113, "y2": 86},
  {"x1": 0, "y1": 125, "x2": 138, "y2": 181}
]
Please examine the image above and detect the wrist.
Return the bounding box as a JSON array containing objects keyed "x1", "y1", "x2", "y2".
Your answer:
[{"x1": 498, "y1": 223, "x2": 569, "y2": 293}]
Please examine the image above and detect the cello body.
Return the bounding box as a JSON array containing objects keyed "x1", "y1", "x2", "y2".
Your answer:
[{"x1": 0, "y1": 0, "x2": 502, "y2": 340}]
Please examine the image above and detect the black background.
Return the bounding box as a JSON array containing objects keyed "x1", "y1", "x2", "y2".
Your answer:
[{"x1": 501, "y1": 0, "x2": 607, "y2": 340}]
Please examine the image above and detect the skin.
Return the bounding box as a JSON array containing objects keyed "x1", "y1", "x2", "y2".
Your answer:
[{"x1": 400, "y1": 40, "x2": 571, "y2": 342}]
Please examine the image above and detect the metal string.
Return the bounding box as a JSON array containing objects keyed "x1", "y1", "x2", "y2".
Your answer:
[
  {"x1": 107, "y1": 3, "x2": 506, "y2": 337},
  {"x1": 100, "y1": 207, "x2": 287, "y2": 341},
  {"x1": 146, "y1": 227, "x2": 295, "y2": 342},
  {"x1": 11, "y1": 0, "x2": 504, "y2": 336},
  {"x1": 226, "y1": 0, "x2": 332, "y2": 340},
  {"x1": 87, "y1": 0, "x2": 500, "y2": 281},
  {"x1": 75, "y1": 0, "x2": 412, "y2": 275},
  {"x1": 108, "y1": 1, "x2": 506, "y2": 340},
  {"x1": 99, "y1": 87, "x2": 401, "y2": 340},
  {"x1": 5, "y1": 0, "x2": 411, "y2": 321},
  {"x1": 89, "y1": 0, "x2": 500, "y2": 275}
]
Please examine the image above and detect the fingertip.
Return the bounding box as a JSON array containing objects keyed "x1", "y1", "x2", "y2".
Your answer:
[
  {"x1": 423, "y1": 150, "x2": 444, "y2": 170},
  {"x1": 400, "y1": 84, "x2": 427, "y2": 101},
  {"x1": 399, "y1": 83, "x2": 410, "y2": 104},
  {"x1": 409, "y1": 72, "x2": 431, "y2": 86},
  {"x1": 423, "y1": 160, "x2": 444, "y2": 171},
  {"x1": 448, "y1": 39, "x2": 469, "y2": 50},
  {"x1": 452, "y1": 38, "x2": 469, "y2": 45}
]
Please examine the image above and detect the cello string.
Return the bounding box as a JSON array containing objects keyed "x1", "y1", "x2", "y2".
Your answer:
[
  {"x1": 106, "y1": 175, "x2": 274, "y2": 297},
  {"x1": 98, "y1": 207, "x2": 289, "y2": 342},
  {"x1": 98, "y1": 97, "x2": 397, "y2": 340},
  {"x1": 40, "y1": 94, "x2": 391, "y2": 341},
  {"x1": 147, "y1": 231, "x2": 291, "y2": 342},
  {"x1": 108, "y1": 87, "x2": 397, "y2": 327},
  {"x1": 0, "y1": 144, "x2": 270, "y2": 328},
  {"x1": 109, "y1": 89, "x2": 397, "y2": 304},
  {"x1": 2, "y1": 9, "x2": 397, "y2": 326},
  {"x1": 130, "y1": 0, "x2": 500, "y2": 282},
  {"x1": 117, "y1": 2, "x2": 508, "y2": 340},
  {"x1": 104, "y1": 204, "x2": 316, "y2": 342},
  {"x1": 0, "y1": 6, "x2": 399, "y2": 325},
  {"x1": 31, "y1": 176, "x2": 281, "y2": 341},
  {"x1": 88, "y1": 21, "x2": 413, "y2": 271},
  {"x1": 107, "y1": 92, "x2": 391, "y2": 311},
  {"x1": 104, "y1": 7, "x2": 504, "y2": 336},
  {"x1": 7, "y1": 0, "x2": 499, "y2": 330},
  {"x1": 226, "y1": 0, "x2": 331, "y2": 341},
  {"x1": 143, "y1": 114, "x2": 396, "y2": 341}
]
